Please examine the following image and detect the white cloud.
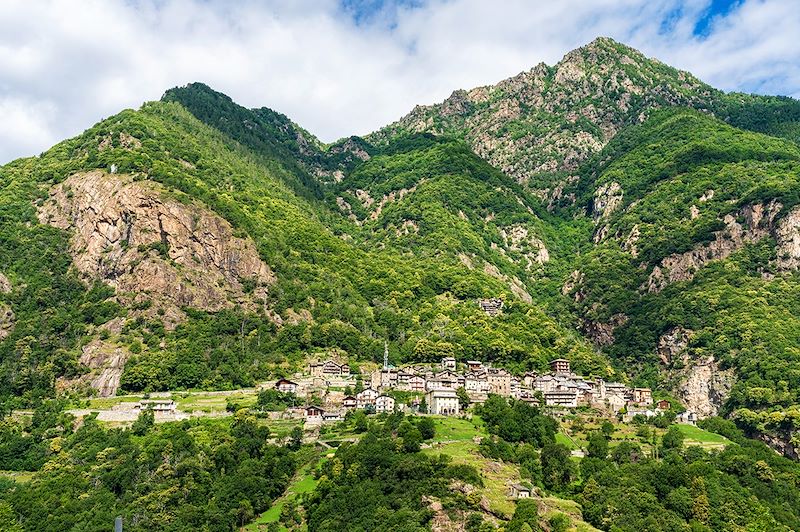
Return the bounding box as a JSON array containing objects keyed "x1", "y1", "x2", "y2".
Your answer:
[{"x1": 0, "y1": 0, "x2": 798, "y2": 164}]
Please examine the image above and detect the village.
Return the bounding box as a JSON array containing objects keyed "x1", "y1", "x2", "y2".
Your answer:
[
  {"x1": 266, "y1": 353, "x2": 698, "y2": 426},
  {"x1": 76, "y1": 350, "x2": 699, "y2": 431}
]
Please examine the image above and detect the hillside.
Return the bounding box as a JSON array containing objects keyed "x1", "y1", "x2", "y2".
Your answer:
[
  {"x1": 563, "y1": 109, "x2": 800, "y2": 440},
  {"x1": 1, "y1": 37, "x2": 800, "y2": 452},
  {"x1": 0, "y1": 94, "x2": 606, "y2": 405}
]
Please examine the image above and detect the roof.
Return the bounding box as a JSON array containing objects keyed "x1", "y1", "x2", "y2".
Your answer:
[
  {"x1": 275, "y1": 378, "x2": 298, "y2": 385},
  {"x1": 428, "y1": 388, "x2": 457, "y2": 396},
  {"x1": 550, "y1": 358, "x2": 569, "y2": 363},
  {"x1": 511, "y1": 483, "x2": 531, "y2": 492}
]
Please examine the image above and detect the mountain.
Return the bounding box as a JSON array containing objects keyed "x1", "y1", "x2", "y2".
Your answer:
[
  {"x1": 369, "y1": 37, "x2": 800, "y2": 200},
  {"x1": 0, "y1": 90, "x2": 604, "y2": 404},
  {"x1": 2, "y1": 37, "x2": 800, "y2": 455}
]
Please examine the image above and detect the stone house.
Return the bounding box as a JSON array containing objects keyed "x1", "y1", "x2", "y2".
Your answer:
[
  {"x1": 550, "y1": 358, "x2": 571, "y2": 375},
  {"x1": 487, "y1": 368, "x2": 512, "y2": 396},
  {"x1": 441, "y1": 356, "x2": 457, "y2": 371},
  {"x1": 509, "y1": 483, "x2": 532, "y2": 499},
  {"x1": 631, "y1": 387, "x2": 653, "y2": 405},
  {"x1": 275, "y1": 378, "x2": 298, "y2": 394},
  {"x1": 464, "y1": 373, "x2": 490, "y2": 394},
  {"x1": 426, "y1": 388, "x2": 460, "y2": 416},
  {"x1": 309, "y1": 359, "x2": 350, "y2": 378}
]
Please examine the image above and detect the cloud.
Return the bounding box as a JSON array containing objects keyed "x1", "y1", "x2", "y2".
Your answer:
[{"x1": 0, "y1": 0, "x2": 797, "y2": 164}]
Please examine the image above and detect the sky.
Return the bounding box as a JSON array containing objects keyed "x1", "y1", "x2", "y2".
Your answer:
[{"x1": 0, "y1": 0, "x2": 798, "y2": 164}]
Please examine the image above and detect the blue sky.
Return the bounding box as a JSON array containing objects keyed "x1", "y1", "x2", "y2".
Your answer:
[{"x1": 0, "y1": 0, "x2": 798, "y2": 164}]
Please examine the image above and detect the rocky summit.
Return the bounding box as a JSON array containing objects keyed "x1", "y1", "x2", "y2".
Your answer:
[{"x1": 3, "y1": 37, "x2": 800, "y2": 532}]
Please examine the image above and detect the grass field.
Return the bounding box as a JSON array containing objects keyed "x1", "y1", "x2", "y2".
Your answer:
[
  {"x1": 430, "y1": 415, "x2": 483, "y2": 443},
  {"x1": 676, "y1": 423, "x2": 730, "y2": 449},
  {"x1": 175, "y1": 391, "x2": 257, "y2": 413},
  {"x1": 556, "y1": 431, "x2": 580, "y2": 450}
]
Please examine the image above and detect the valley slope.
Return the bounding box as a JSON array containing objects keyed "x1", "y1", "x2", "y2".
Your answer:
[{"x1": 2, "y1": 37, "x2": 800, "y2": 455}]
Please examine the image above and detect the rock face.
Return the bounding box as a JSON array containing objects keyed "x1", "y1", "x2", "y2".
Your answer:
[
  {"x1": 79, "y1": 340, "x2": 129, "y2": 397},
  {"x1": 646, "y1": 201, "x2": 782, "y2": 293},
  {"x1": 582, "y1": 313, "x2": 628, "y2": 346},
  {"x1": 498, "y1": 224, "x2": 550, "y2": 268},
  {"x1": 0, "y1": 304, "x2": 14, "y2": 340},
  {"x1": 593, "y1": 182, "x2": 623, "y2": 220},
  {"x1": 677, "y1": 357, "x2": 734, "y2": 418},
  {"x1": 38, "y1": 171, "x2": 275, "y2": 319},
  {"x1": 0, "y1": 273, "x2": 12, "y2": 339},
  {"x1": 776, "y1": 205, "x2": 800, "y2": 270},
  {"x1": 657, "y1": 327, "x2": 692, "y2": 365},
  {"x1": 0, "y1": 273, "x2": 11, "y2": 294}
]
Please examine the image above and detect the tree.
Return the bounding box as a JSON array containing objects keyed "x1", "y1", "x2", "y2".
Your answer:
[
  {"x1": 586, "y1": 431, "x2": 609, "y2": 459},
  {"x1": 541, "y1": 443, "x2": 573, "y2": 491},
  {"x1": 131, "y1": 409, "x2": 154, "y2": 436},
  {"x1": 662, "y1": 426, "x2": 685, "y2": 450},
  {"x1": 690, "y1": 477, "x2": 710, "y2": 525},
  {"x1": 353, "y1": 409, "x2": 368, "y2": 433},
  {"x1": 506, "y1": 499, "x2": 540, "y2": 532},
  {"x1": 0, "y1": 501, "x2": 22, "y2": 532},
  {"x1": 417, "y1": 416, "x2": 436, "y2": 440},
  {"x1": 600, "y1": 420, "x2": 615, "y2": 438},
  {"x1": 289, "y1": 426, "x2": 303, "y2": 450},
  {"x1": 401, "y1": 426, "x2": 422, "y2": 452},
  {"x1": 456, "y1": 387, "x2": 471, "y2": 410}
]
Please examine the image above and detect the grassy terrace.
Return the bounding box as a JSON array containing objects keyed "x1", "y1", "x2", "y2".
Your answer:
[
  {"x1": 676, "y1": 423, "x2": 730, "y2": 449},
  {"x1": 430, "y1": 415, "x2": 484, "y2": 443}
]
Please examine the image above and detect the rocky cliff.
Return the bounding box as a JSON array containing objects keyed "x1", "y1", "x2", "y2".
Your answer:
[{"x1": 38, "y1": 170, "x2": 276, "y2": 326}]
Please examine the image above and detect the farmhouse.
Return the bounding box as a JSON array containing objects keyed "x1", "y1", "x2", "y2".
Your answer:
[
  {"x1": 509, "y1": 483, "x2": 532, "y2": 499},
  {"x1": 342, "y1": 395, "x2": 357, "y2": 409},
  {"x1": 134, "y1": 399, "x2": 176, "y2": 413},
  {"x1": 305, "y1": 405, "x2": 324, "y2": 421},
  {"x1": 274, "y1": 378, "x2": 298, "y2": 394}
]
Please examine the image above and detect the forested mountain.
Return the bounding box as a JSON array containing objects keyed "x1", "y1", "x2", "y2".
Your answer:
[{"x1": 2, "y1": 36, "x2": 800, "y2": 530}]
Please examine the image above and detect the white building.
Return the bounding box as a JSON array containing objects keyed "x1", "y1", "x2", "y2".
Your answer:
[
  {"x1": 544, "y1": 389, "x2": 579, "y2": 408},
  {"x1": 356, "y1": 388, "x2": 379, "y2": 408},
  {"x1": 375, "y1": 395, "x2": 396, "y2": 413},
  {"x1": 427, "y1": 388, "x2": 460, "y2": 416},
  {"x1": 441, "y1": 356, "x2": 457, "y2": 371}
]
